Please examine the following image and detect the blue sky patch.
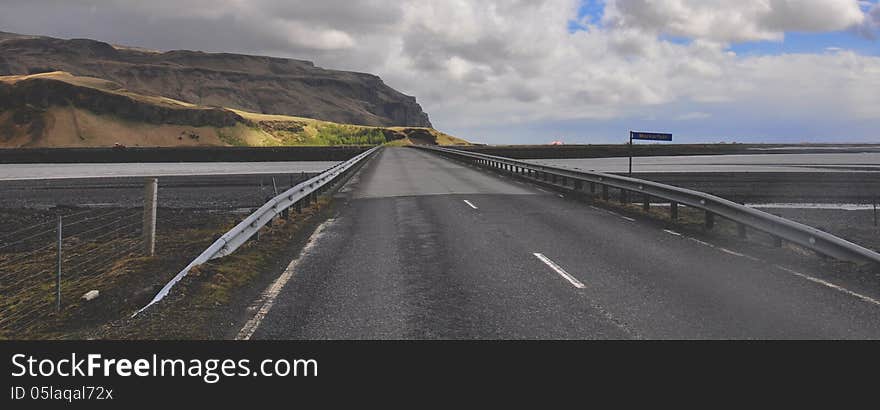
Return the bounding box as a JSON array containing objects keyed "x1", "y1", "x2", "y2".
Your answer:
[{"x1": 568, "y1": 0, "x2": 879, "y2": 56}]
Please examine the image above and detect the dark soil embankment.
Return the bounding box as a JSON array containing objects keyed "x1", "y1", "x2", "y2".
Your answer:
[
  {"x1": 0, "y1": 145, "x2": 369, "y2": 163},
  {"x1": 461, "y1": 144, "x2": 880, "y2": 159},
  {"x1": 632, "y1": 172, "x2": 880, "y2": 203}
]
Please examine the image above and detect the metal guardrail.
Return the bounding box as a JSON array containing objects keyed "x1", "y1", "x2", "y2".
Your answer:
[
  {"x1": 417, "y1": 145, "x2": 880, "y2": 266},
  {"x1": 133, "y1": 146, "x2": 381, "y2": 316}
]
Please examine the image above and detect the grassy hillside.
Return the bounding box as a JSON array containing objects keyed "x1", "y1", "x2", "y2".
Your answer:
[
  {"x1": 0, "y1": 72, "x2": 469, "y2": 148},
  {"x1": 0, "y1": 31, "x2": 432, "y2": 127}
]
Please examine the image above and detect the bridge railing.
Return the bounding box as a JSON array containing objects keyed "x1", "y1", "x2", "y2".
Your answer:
[
  {"x1": 134, "y1": 146, "x2": 381, "y2": 315},
  {"x1": 416, "y1": 145, "x2": 880, "y2": 266}
]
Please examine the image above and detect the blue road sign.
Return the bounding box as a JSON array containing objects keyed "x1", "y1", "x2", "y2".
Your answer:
[{"x1": 631, "y1": 131, "x2": 673, "y2": 141}]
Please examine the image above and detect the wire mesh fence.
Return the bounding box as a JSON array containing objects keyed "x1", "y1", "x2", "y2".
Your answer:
[
  {"x1": 0, "y1": 172, "x2": 318, "y2": 337},
  {"x1": 0, "y1": 207, "x2": 145, "y2": 333}
]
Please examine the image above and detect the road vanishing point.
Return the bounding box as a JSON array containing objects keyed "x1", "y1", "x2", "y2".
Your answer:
[{"x1": 242, "y1": 147, "x2": 880, "y2": 340}]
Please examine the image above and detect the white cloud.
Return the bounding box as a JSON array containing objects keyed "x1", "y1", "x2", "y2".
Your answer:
[
  {"x1": 603, "y1": 0, "x2": 866, "y2": 43},
  {"x1": 0, "y1": 0, "x2": 878, "y2": 142},
  {"x1": 676, "y1": 112, "x2": 712, "y2": 121}
]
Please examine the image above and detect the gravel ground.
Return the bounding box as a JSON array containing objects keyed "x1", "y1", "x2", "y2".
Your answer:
[
  {"x1": 0, "y1": 207, "x2": 238, "y2": 339},
  {"x1": 0, "y1": 159, "x2": 365, "y2": 339}
]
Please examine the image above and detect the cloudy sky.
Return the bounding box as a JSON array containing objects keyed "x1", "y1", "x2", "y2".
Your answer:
[{"x1": 1, "y1": 0, "x2": 879, "y2": 144}]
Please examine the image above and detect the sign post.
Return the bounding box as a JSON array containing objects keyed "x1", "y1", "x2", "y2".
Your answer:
[{"x1": 629, "y1": 131, "x2": 673, "y2": 176}]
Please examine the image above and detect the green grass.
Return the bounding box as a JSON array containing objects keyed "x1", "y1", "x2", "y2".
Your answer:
[
  {"x1": 193, "y1": 198, "x2": 331, "y2": 306},
  {"x1": 218, "y1": 130, "x2": 247, "y2": 146},
  {"x1": 313, "y1": 124, "x2": 387, "y2": 146}
]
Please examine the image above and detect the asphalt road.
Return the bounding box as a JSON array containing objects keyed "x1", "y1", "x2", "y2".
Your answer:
[{"x1": 248, "y1": 147, "x2": 880, "y2": 339}]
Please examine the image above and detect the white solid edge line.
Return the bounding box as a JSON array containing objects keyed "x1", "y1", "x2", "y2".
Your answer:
[
  {"x1": 775, "y1": 265, "x2": 880, "y2": 307},
  {"x1": 235, "y1": 219, "x2": 333, "y2": 340},
  {"x1": 621, "y1": 216, "x2": 636, "y2": 222},
  {"x1": 663, "y1": 229, "x2": 682, "y2": 236},
  {"x1": 719, "y1": 247, "x2": 747, "y2": 257},
  {"x1": 463, "y1": 200, "x2": 479, "y2": 210},
  {"x1": 688, "y1": 237, "x2": 715, "y2": 248},
  {"x1": 533, "y1": 253, "x2": 586, "y2": 289},
  {"x1": 716, "y1": 247, "x2": 762, "y2": 262}
]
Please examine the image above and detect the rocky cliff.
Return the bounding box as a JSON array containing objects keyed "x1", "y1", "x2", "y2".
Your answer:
[
  {"x1": 0, "y1": 72, "x2": 467, "y2": 148},
  {"x1": 0, "y1": 31, "x2": 432, "y2": 127}
]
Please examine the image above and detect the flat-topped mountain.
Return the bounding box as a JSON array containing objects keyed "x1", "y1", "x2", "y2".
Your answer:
[
  {"x1": 0, "y1": 72, "x2": 466, "y2": 148},
  {"x1": 0, "y1": 31, "x2": 431, "y2": 128}
]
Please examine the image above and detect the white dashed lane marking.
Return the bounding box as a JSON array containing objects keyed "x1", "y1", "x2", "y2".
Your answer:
[{"x1": 533, "y1": 253, "x2": 586, "y2": 289}]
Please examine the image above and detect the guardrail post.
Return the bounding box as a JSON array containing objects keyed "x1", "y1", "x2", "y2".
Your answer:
[
  {"x1": 575, "y1": 180, "x2": 583, "y2": 190},
  {"x1": 143, "y1": 177, "x2": 158, "y2": 256},
  {"x1": 772, "y1": 236, "x2": 783, "y2": 248},
  {"x1": 418, "y1": 146, "x2": 880, "y2": 266},
  {"x1": 590, "y1": 182, "x2": 596, "y2": 194},
  {"x1": 642, "y1": 194, "x2": 650, "y2": 212},
  {"x1": 296, "y1": 200, "x2": 303, "y2": 214}
]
